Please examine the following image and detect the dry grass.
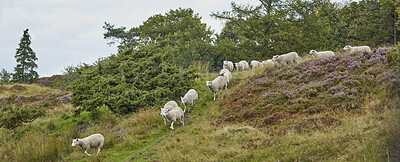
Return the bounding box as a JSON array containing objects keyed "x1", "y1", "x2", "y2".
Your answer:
[{"x1": 0, "y1": 83, "x2": 60, "y2": 98}]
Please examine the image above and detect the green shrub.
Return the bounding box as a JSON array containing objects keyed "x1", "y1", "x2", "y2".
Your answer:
[{"x1": 0, "y1": 105, "x2": 46, "y2": 129}]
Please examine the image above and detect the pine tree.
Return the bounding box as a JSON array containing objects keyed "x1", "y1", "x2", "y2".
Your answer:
[
  {"x1": 0, "y1": 68, "x2": 11, "y2": 83},
  {"x1": 13, "y1": 29, "x2": 39, "y2": 83}
]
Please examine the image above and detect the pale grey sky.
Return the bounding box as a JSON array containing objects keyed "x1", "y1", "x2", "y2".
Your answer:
[{"x1": 0, "y1": 0, "x2": 351, "y2": 77}]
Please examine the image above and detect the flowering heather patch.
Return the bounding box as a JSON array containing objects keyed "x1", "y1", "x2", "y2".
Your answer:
[{"x1": 218, "y1": 46, "x2": 398, "y2": 128}]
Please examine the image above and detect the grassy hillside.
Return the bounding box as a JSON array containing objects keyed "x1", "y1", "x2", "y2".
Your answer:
[{"x1": 0, "y1": 47, "x2": 399, "y2": 161}]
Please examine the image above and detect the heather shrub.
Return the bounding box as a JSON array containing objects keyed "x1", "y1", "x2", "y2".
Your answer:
[{"x1": 218, "y1": 46, "x2": 397, "y2": 127}]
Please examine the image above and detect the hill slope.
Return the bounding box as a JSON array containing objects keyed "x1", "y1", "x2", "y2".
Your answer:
[{"x1": 0, "y1": 47, "x2": 399, "y2": 161}]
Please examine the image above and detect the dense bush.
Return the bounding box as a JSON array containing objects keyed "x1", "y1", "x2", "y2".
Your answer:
[
  {"x1": 0, "y1": 105, "x2": 45, "y2": 129},
  {"x1": 68, "y1": 46, "x2": 198, "y2": 115}
]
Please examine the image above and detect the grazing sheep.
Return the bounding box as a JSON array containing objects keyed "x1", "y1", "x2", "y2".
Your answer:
[
  {"x1": 206, "y1": 76, "x2": 228, "y2": 101},
  {"x1": 71, "y1": 133, "x2": 105, "y2": 157},
  {"x1": 223, "y1": 61, "x2": 234, "y2": 72},
  {"x1": 343, "y1": 45, "x2": 372, "y2": 54},
  {"x1": 262, "y1": 59, "x2": 274, "y2": 66},
  {"x1": 309, "y1": 50, "x2": 335, "y2": 59},
  {"x1": 161, "y1": 107, "x2": 184, "y2": 130},
  {"x1": 219, "y1": 68, "x2": 232, "y2": 84},
  {"x1": 160, "y1": 101, "x2": 179, "y2": 124},
  {"x1": 272, "y1": 52, "x2": 300, "y2": 65},
  {"x1": 250, "y1": 60, "x2": 263, "y2": 69},
  {"x1": 236, "y1": 60, "x2": 249, "y2": 71},
  {"x1": 180, "y1": 89, "x2": 198, "y2": 113}
]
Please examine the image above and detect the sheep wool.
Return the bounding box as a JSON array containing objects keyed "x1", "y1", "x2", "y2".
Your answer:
[
  {"x1": 343, "y1": 45, "x2": 371, "y2": 54},
  {"x1": 160, "y1": 101, "x2": 179, "y2": 124},
  {"x1": 181, "y1": 89, "x2": 199, "y2": 112},
  {"x1": 272, "y1": 52, "x2": 300, "y2": 65},
  {"x1": 262, "y1": 59, "x2": 274, "y2": 66},
  {"x1": 206, "y1": 76, "x2": 228, "y2": 101},
  {"x1": 219, "y1": 69, "x2": 232, "y2": 84},
  {"x1": 309, "y1": 50, "x2": 335, "y2": 59},
  {"x1": 223, "y1": 61, "x2": 234, "y2": 72},
  {"x1": 250, "y1": 60, "x2": 262, "y2": 69},
  {"x1": 71, "y1": 133, "x2": 105, "y2": 157},
  {"x1": 238, "y1": 60, "x2": 249, "y2": 71},
  {"x1": 161, "y1": 107, "x2": 184, "y2": 130}
]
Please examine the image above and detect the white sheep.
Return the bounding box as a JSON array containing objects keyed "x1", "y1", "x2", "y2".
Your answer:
[
  {"x1": 223, "y1": 61, "x2": 234, "y2": 72},
  {"x1": 343, "y1": 45, "x2": 371, "y2": 54},
  {"x1": 206, "y1": 76, "x2": 228, "y2": 101},
  {"x1": 234, "y1": 62, "x2": 239, "y2": 71},
  {"x1": 309, "y1": 50, "x2": 335, "y2": 59},
  {"x1": 160, "y1": 101, "x2": 179, "y2": 124},
  {"x1": 219, "y1": 68, "x2": 232, "y2": 84},
  {"x1": 250, "y1": 60, "x2": 262, "y2": 69},
  {"x1": 262, "y1": 59, "x2": 274, "y2": 66},
  {"x1": 180, "y1": 89, "x2": 198, "y2": 113},
  {"x1": 236, "y1": 60, "x2": 249, "y2": 71},
  {"x1": 71, "y1": 133, "x2": 105, "y2": 157},
  {"x1": 272, "y1": 52, "x2": 300, "y2": 65},
  {"x1": 160, "y1": 106, "x2": 184, "y2": 130}
]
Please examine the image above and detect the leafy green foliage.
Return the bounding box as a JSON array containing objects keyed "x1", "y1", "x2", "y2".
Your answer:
[
  {"x1": 13, "y1": 29, "x2": 39, "y2": 83},
  {"x1": 0, "y1": 69, "x2": 11, "y2": 83},
  {"x1": 213, "y1": 0, "x2": 397, "y2": 62},
  {"x1": 0, "y1": 105, "x2": 45, "y2": 129}
]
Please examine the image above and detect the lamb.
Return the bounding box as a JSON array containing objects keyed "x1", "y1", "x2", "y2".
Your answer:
[
  {"x1": 160, "y1": 106, "x2": 184, "y2": 130},
  {"x1": 71, "y1": 133, "x2": 105, "y2": 157},
  {"x1": 250, "y1": 60, "x2": 262, "y2": 69},
  {"x1": 235, "y1": 60, "x2": 249, "y2": 71},
  {"x1": 309, "y1": 50, "x2": 335, "y2": 59},
  {"x1": 160, "y1": 101, "x2": 179, "y2": 124},
  {"x1": 180, "y1": 89, "x2": 198, "y2": 113},
  {"x1": 272, "y1": 52, "x2": 300, "y2": 65},
  {"x1": 206, "y1": 75, "x2": 228, "y2": 101},
  {"x1": 342, "y1": 45, "x2": 371, "y2": 54},
  {"x1": 223, "y1": 61, "x2": 234, "y2": 72},
  {"x1": 262, "y1": 59, "x2": 274, "y2": 66},
  {"x1": 219, "y1": 68, "x2": 232, "y2": 84}
]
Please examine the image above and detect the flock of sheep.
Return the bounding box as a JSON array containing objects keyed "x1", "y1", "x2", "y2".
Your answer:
[{"x1": 70, "y1": 45, "x2": 371, "y2": 156}]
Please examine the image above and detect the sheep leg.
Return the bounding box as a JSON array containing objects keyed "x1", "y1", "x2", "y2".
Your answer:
[
  {"x1": 181, "y1": 115, "x2": 184, "y2": 126},
  {"x1": 213, "y1": 92, "x2": 216, "y2": 101},
  {"x1": 163, "y1": 117, "x2": 166, "y2": 125},
  {"x1": 96, "y1": 147, "x2": 101, "y2": 156},
  {"x1": 170, "y1": 121, "x2": 174, "y2": 130},
  {"x1": 183, "y1": 106, "x2": 186, "y2": 113},
  {"x1": 84, "y1": 150, "x2": 92, "y2": 156}
]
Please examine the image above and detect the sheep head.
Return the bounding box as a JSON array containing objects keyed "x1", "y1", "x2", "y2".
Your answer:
[
  {"x1": 180, "y1": 96, "x2": 186, "y2": 105},
  {"x1": 71, "y1": 139, "x2": 79, "y2": 147},
  {"x1": 206, "y1": 81, "x2": 212, "y2": 87},
  {"x1": 343, "y1": 45, "x2": 352, "y2": 51}
]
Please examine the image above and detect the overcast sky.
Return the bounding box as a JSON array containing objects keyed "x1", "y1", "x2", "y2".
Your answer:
[{"x1": 0, "y1": 0, "x2": 350, "y2": 77}]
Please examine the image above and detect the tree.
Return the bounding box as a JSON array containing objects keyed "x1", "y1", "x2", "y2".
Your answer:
[
  {"x1": 70, "y1": 8, "x2": 204, "y2": 115},
  {"x1": 380, "y1": 0, "x2": 399, "y2": 45},
  {"x1": 0, "y1": 69, "x2": 11, "y2": 83},
  {"x1": 13, "y1": 29, "x2": 39, "y2": 83}
]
